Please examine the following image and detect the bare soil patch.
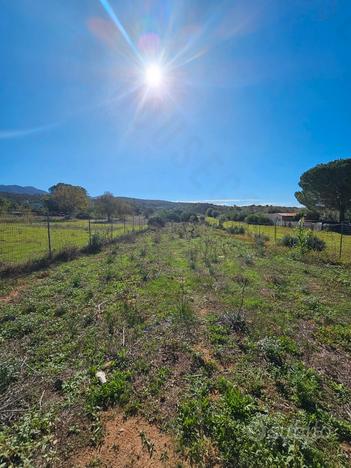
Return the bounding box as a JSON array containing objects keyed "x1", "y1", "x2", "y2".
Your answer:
[{"x1": 69, "y1": 410, "x2": 185, "y2": 468}]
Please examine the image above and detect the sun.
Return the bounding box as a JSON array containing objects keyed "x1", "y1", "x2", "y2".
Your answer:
[{"x1": 144, "y1": 63, "x2": 163, "y2": 88}]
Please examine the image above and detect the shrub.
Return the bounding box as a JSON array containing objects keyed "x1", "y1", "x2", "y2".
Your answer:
[
  {"x1": 245, "y1": 214, "x2": 274, "y2": 225},
  {"x1": 87, "y1": 233, "x2": 103, "y2": 253},
  {"x1": 307, "y1": 235, "x2": 326, "y2": 251},
  {"x1": 280, "y1": 232, "x2": 326, "y2": 252},
  {"x1": 280, "y1": 234, "x2": 298, "y2": 248},
  {"x1": 226, "y1": 225, "x2": 245, "y2": 235},
  {"x1": 148, "y1": 216, "x2": 165, "y2": 228}
]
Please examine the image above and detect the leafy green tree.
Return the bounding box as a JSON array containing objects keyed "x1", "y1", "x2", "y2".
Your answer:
[
  {"x1": 295, "y1": 159, "x2": 351, "y2": 222},
  {"x1": 95, "y1": 192, "x2": 130, "y2": 222},
  {"x1": 46, "y1": 183, "x2": 89, "y2": 217},
  {"x1": 0, "y1": 197, "x2": 10, "y2": 214}
]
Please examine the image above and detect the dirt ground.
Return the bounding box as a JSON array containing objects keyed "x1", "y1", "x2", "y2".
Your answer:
[{"x1": 69, "y1": 410, "x2": 185, "y2": 468}]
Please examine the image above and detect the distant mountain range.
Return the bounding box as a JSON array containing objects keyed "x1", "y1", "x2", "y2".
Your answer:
[
  {"x1": 0, "y1": 185, "x2": 47, "y2": 195},
  {"x1": 0, "y1": 185, "x2": 298, "y2": 214}
]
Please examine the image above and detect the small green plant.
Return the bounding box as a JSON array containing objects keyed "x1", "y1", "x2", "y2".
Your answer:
[
  {"x1": 208, "y1": 323, "x2": 230, "y2": 345},
  {"x1": 187, "y1": 247, "x2": 198, "y2": 270},
  {"x1": 148, "y1": 367, "x2": 171, "y2": 396},
  {"x1": 288, "y1": 363, "x2": 320, "y2": 411},
  {"x1": 88, "y1": 233, "x2": 103, "y2": 253},
  {"x1": 0, "y1": 361, "x2": 16, "y2": 393},
  {"x1": 174, "y1": 280, "x2": 195, "y2": 324},
  {"x1": 140, "y1": 431, "x2": 155, "y2": 458},
  {"x1": 87, "y1": 370, "x2": 132, "y2": 410}
]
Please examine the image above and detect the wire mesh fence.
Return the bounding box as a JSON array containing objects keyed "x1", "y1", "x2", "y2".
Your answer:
[
  {"x1": 0, "y1": 215, "x2": 146, "y2": 266},
  {"x1": 203, "y1": 217, "x2": 351, "y2": 263},
  {"x1": 227, "y1": 221, "x2": 351, "y2": 262}
]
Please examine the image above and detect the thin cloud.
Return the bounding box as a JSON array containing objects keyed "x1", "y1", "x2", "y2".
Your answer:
[
  {"x1": 0, "y1": 123, "x2": 58, "y2": 140},
  {"x1": 174, "y1": 198, "x2": 261, "y2": 205},
  {"x1": 174, "y1": 198, "x2": 299, "y2": 206}
]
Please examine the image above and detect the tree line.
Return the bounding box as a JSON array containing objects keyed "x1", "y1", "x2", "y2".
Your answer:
[{"x1": 1, "y1": 158, "x2": 350, "y2": 224}]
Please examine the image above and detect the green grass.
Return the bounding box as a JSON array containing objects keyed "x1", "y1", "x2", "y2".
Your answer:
[
  {"x1": 0, "y1": 219, "x2": 145, "y2": 264},
  {"x1": 207, "y1": 217, "x2": 351, "y2": 262},
  {"x1": 1, "y1": 224, "x2": 351, "y2": 466}
]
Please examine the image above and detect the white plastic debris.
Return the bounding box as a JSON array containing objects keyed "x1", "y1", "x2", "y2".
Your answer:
[{"x1": 95, "y1": 370, "x2": 107, "y2": 384}]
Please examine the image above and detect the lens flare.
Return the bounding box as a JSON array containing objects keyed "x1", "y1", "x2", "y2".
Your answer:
[{"x1": 145, "y1": 64, "x2": 163, "y2": 88}]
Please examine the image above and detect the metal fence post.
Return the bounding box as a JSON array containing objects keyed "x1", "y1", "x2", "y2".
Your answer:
[
  {"x1": 339, "y1": 222, "x2": 344, "y2": 259},
  {"x1": 111, "y1": 219, "x2": 113, "y2": 240},
  {"x1": 47, "y1": 214, "x2": 52, "y2": 258},
  {"x1": 88, "y1": 218, "x2": 92, "y2": 246},
  {"x1": 132, "y1": 215, "x2": 135, "y2": 232},
  {"x1": 274, "y1": 221, "x2": 277, "y2": 245},
  {"x1": 123, "y1": 216, "x2": 126, "y2": 234}
]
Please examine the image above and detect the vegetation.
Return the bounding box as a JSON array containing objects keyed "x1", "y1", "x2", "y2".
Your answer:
[
  {"x1": 245, "y1": 213, "x2": 274, "y2": 225},
  {"x1": 46, "y1": 183, "x2": 89, "y2": 217},
  {"x1": 207, "y1": 217, "x2": 351, "y2": 262},
  {"x1": 280, "y1": 226, "x2": 326, "y2": 253},
  {"x1": 94, "y1": 192, "x2": 131, "y2": 222},
  {"x1": 0, "y1": 224, "x2": 350, "y2": 466},
  {"x1": 296, "y1": 158, "x2": 351, "y2": 222},
  {"x1": 0, "y1": 218, "x2": 142, "y2": 265}
]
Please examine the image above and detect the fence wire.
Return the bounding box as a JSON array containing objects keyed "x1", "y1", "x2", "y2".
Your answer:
[{"x1": 0, "y1": 215, "x2": 146, "y2": 266}]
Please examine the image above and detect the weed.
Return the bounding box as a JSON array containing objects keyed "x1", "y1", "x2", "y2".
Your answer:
[
  {"x1": 317, "y1": 324, "x2": 351, "y2": 351},
  {"x1": 208, "y1": 323, "x2": 230, "y2": 345},
  {"x1": 0, "y1": 410, "x2": 56, "y2": 466},
  {"x1": 140, "y1": 431, "x2": 155, "y2": 458},
  {"x1": 221, "y1": 310, "x2": 248, "y2": 333},
  {"x1": 87, "y1": 370, "x2": 132, "y2": 410},
  {"x1": 288, "y1": 363, "x2": 320, "y2": 411}
]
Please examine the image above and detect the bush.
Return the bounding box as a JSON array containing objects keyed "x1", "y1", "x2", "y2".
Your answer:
[
  {"x1": 226, "y1": 225, "x2": 245, "y2": 235},
  {"x1": 280, "y1": 234, "x2": 298, "y2": 248},
  {"x1": 280, "y1": 233, "x2": 326, "y2": 252},
  {"x1": 148, "y1": 216, "x2": 165, "y2": 228},
  {"x1": 307, "y1": 235, "x2": 326, "y2": 251},
  {"x1": 87, "y1": 233, "x2": 103, "y2": 253},
  {"x1": 245, "y1": 214, "x2": 274, "y2": 225}
]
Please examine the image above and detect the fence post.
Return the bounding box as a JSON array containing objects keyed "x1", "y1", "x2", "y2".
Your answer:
[
  {"x1": 123, "y1": 216, "x2": 126, "y2": 234},
  {"x1": 132, "y1": 215, "x2": 135, "y2": 232},
  {"x1": 88, "y1": 218, "x2": 92, "y2": 246},
  {"x1": 339, "y1": 222, "x2": 344, "y2": 259},
  {"x1": 47, "y1": 214, "x2": 52, "y2": 258},
  {"x1": 274, "y1": 221, "x2": 277, "y2": 245},
  {"x1": 110, "y1": 219, "x2": 113, "y2": 240}
]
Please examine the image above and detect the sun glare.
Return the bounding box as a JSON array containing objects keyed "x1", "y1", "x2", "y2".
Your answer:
[{"x1": 145, "y1": 63, "x2": 163, "y2": 88}]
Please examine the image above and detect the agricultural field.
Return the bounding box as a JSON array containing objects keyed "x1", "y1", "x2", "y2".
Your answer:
[
  {"x1": 0, "y1": 218, "x2": 145, "y2": 265},
  {"x1": 206, "y1": 217, "x2": 351, "y2": 263},
  {"x1": 0, "y1": 224, "x2": 351, "y2": 467}
]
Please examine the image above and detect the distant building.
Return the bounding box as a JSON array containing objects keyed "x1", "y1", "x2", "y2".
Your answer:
[{"x1": 267, "y1": 213, "x2": 297, "y2": 226}]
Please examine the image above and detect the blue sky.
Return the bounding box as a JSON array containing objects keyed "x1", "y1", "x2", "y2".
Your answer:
[{"x1": 0, "y1": 0, "x2": 350, "y2": 205}]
